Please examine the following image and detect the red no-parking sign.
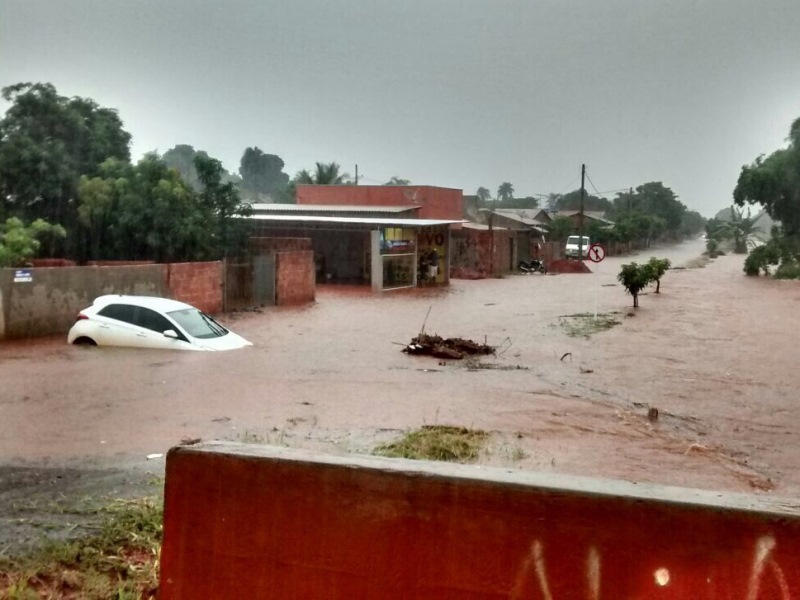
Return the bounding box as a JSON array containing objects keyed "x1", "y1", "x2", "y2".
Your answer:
[{"x1": 587, "y1": 243, "x2": 606, "y2": 263}]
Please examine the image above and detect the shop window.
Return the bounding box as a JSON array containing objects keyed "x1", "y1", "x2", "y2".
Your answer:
[
  {"x1": 381, "y1": 227, "x2": 415, "y2": 254},
  {"x1": 383, "y1": 254, "x2": 414, "y2": 289}
]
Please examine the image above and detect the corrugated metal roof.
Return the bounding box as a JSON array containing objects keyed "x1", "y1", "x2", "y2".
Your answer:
[
  {"x1": 246, "y1": 214, "x2": 460, "y2": 227},
  {"x1": 250, "y1": 204, "x2": 418, "y2": 213},
  {"x1": 461, "y1": 222, "x2": 508, "y2": 231}
]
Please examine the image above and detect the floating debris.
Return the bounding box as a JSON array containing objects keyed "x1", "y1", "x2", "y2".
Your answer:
[{"x1": 403, "y1": 333, "x2": 495, "y2": 360}]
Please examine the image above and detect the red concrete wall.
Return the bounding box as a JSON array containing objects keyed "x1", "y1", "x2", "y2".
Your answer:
[
  {"x1": 276, "y1": 251, "x2": 315, "y2": 306},
  {"x1": 297, "y1": 185, "x2": 463, "y2": 220},
  {"x1": 160, "y1": 444, "x2": 800, "y2": 600},
  {"x1": 166, "y1": 262, "x2": 223, "y2": 314}
]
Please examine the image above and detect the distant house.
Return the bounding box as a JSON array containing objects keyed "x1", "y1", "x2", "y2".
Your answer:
[{"x1": 554, "y1": 210, "x2": 615, "y2": 229}]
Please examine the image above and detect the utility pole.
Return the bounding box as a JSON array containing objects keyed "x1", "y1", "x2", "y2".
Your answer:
[
  {"x1": 578, "y1": 163, "x2": 586, "y2": 260},
  {"x1": 355, "y1": 164, "x2": 359, "y2": 185}
]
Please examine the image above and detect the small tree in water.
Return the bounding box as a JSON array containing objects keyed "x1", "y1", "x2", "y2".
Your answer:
[
  {"x1": 617, "y1": 263, "x2": 653, "y2": 308},
  {"x1": 646, "y1": 257, "x2": 671, "y2": 293}
]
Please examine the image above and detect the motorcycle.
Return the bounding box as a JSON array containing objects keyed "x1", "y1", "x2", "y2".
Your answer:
[{"x1": 518, "y1": 259, "x2": 547, "y2": 274}]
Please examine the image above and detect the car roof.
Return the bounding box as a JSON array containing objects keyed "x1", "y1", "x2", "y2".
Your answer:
[{"x1": 91, "y1": 295, "x2": 197, "y2": 313}]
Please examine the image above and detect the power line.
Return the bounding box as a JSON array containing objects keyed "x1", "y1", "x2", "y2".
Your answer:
[{"x1": 584, "y1": 168, "x2": 631, "y2": 197}]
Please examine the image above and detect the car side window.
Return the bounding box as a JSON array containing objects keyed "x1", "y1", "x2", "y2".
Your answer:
[
  {"x1": 98, "y1": 303, "x2": 138, "y2": 325},
  {"x1": 136, "y1": 307, "x2": 176, "y2": 334}
]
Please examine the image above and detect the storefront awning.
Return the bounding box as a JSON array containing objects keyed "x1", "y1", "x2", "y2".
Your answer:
[{"x1": 246, "y1": 214, "x2": 461, "y2": 227}]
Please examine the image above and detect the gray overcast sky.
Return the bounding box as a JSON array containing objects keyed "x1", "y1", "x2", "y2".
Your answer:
[{"x1": 2, "y1": 0, "x2": 800, "y2": 216}]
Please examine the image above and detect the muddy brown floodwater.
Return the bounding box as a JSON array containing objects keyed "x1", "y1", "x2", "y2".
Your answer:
[{"x1": 2, "y1": 238, "x2": 800, "y2": 551}]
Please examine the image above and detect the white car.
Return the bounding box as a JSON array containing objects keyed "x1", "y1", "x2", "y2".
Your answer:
[
  {"x1": 67, "y1": 295, "x2": 252, "y2": 351},
  {"x1": 565, "y1": 235, "x2": 591, "y2": 259}
]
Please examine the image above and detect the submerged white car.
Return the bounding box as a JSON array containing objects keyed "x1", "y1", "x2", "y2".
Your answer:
[{"x1": 67, "y1": 295, "x2": 252, "y2": 351}]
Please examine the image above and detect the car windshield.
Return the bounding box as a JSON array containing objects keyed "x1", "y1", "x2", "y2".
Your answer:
[
  {"x1": 167, "y1": 308, "x2": 229, "y2": 339},
  {"x1": 567, "y1": 237, "x2": 589, "y2": 245}
]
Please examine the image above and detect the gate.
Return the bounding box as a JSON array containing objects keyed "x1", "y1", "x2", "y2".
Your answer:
[
  {"x1": 224, "y1": 258, "x2": 253, "y2": 312},
  {"x1": 253, "y1": 254, "x2": 276, "y2": 307}
]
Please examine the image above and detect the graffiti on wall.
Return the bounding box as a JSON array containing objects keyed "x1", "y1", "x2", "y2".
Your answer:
[{"x1": 510, "y1": 536, "x2": 791, "y2": 599}]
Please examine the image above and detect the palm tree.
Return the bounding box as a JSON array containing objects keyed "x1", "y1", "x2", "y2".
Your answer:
[
  {"x1": 313, "y1": 162, "x2": 347, "y2": 185},
  {"x1": 497, "y1": 182, "x2": 514, "y2": 203},
  {"x1": 293, "y1": 162, "x2": 348, "y2": 185},
  {"x1": 714, "y1": 207, "x2": 763, "y2": 253}
]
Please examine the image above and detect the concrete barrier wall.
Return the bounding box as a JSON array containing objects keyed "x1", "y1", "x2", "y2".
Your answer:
[
  {"x1": 276, "y1": 250, "x2": 315, "y2": 306},
  {"x1": 0, "y1": 265, "x2": 166, "y2": 338},
  {"x1": 0, "y1": 262, "x2": 225, "y2": 339},
  {"x1": 160, "y1": 443, "x2": 800, "y2": 600}
]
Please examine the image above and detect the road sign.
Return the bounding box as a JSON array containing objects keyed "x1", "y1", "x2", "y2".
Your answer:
[
  {"x1": 13, "y1": 269, "x2": 32, "y2": 283},
  {"x1": 587, "y1": 244, "x2": 606, "y2": 263}
]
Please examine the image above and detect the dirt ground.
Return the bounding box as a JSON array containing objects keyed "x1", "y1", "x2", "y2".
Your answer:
[{"x1": 3, "y1": 238, "x2": 800, "y2": 553}]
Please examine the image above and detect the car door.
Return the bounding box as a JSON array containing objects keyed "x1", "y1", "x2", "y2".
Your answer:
[
  {"x1": 95, "y1": 303, "x2": 149, "y2": 347},
  {"x1": 134, "y1": 307, "x2": 196, "y2": 350}
]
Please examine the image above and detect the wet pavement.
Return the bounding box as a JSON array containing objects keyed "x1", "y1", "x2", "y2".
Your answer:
[{"x1": 2, "y1": 238, "x2": 800, "y2": 505}]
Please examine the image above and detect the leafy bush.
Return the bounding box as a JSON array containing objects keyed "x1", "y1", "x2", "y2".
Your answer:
[
  {"x1": 743, "y1": 237, "x2": 785, "y2": 276},
  {"x1": 617, "y1": 262, "x2": 653, "y2": 308},
  {"x1": 775, "y1": 259, "x2": 800, "y2": 279},
  {"x1": 646, "y1": 257, "x2": 671, "y2": 292},
  {"x1": 705, "y1": 238, "x2": 720, "y2": 257}
]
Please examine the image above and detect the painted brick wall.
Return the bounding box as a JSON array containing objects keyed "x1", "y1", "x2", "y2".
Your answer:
[
  {"x1": 276, "y1": 251, "x2": 314, "y2": 306},
  {"x1": 451, "y1": 228, "x2": 514, "y2": 278},
  {"x1": 297, "y1": 185, "x2": 463, "y2": 220},
  {"x1": 166, "y1": 262, "x2": 223, "y2": 314},
  {"x1": 160, "y1": 444, "x2": 800, "y2": 600}
]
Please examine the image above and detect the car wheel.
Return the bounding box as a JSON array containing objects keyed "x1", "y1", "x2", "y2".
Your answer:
[{"x1": 73, "y1": 336, "x2": 97, "y2": 346}]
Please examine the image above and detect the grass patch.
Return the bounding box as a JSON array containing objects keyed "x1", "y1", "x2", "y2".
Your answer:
[
  {"x1": 0, "y1": 498, "x2": 162, "y2": 600},
  {"x1": 559, "y1": 312, "x2": 620, "y2": 338},
  {"x1": 374, "y1": 425, "x2": 489, "y2": 462}
]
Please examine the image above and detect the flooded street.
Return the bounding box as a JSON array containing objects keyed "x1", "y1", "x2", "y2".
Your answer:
[{"x1": 2, "y1": 238, "x2": 800, "y2": 504}]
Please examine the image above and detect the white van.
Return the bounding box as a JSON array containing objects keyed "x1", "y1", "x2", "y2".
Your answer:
[{"x1": 565, "y1": 235, "x2": 591, "y2": 259}]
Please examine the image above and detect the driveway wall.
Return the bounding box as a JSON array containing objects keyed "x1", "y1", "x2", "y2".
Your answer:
[
  {"x1": 160, "y1": 443, "x2": 800, "y2": 600},
  {"x1": 166, "y1": 262, "x2": 223, "y2": 314},
  {"x1": 0, "y1": 262, "x2": 225, "y2": 339},
  {"x1": 276, "y1": 251, "x2": 315, "y2": 306},
  {"x1": 451, "y1": 228, "x2": 515, "y2": 278},
  {"x1": 0, "y1": 265, "x2": 166, "y2": 339}
]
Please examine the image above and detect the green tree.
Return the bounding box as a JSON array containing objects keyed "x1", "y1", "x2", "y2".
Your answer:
[
  {"x1": 0, "y1": 83, "x2": 131, "y2": 257},
  {"x1": 609, "y1": 183, "x2": 686, "y2": 241},
  {"x1": 547, "y1": 216, "x2": 573, "y2": 242},
  {"x1": 646, "y1": 257, "x2": 671, "y2": 293},
  {"x1": 498, "y1": 196, "x2": 540, "y2": 209},
  {"x1": 617, "y1": 263, "x2": 653, "y2": 308},
  {"x1": 77, "y1": 156, "x2": 206, "y2": 262},
  {"x1": 385, "y1": 176, "x2": 411, "y2": 186},
  {"x1": 162, "y1": 145, "x2": 240, "y2": 191},
  {"x1": 555, "y1": 190, "x2": 612, "y2": 214},
  {"x1": 195, "y1": 154, "x2": 253, "y2": 257},
  {"x1": 0, "y1": 217, "x2": 66, "y2": 267},
  {"x1": 680, "y1": 210, "x2": 706, "y2": 237},
  {"x1": 734, "y1": 117, "x2": 800, "y2": 237},
  {"x1": 497, "y1": 182, "x2": 514, "y2": 202},
  {"x1": 476, "y1": 187, "x2": 492, "y2": 205},
  {"x1": 239, "y1": 146, "x2": 289, "y2": 195}
]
